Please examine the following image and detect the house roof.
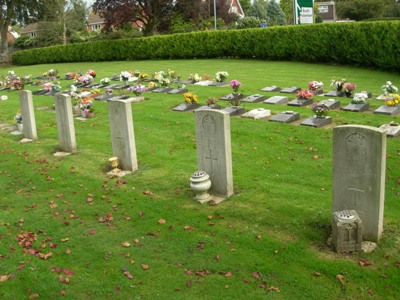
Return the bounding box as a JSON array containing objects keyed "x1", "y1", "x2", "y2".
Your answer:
[
  {"x1": 20, "y1": 23, "x2": 38, "y2": 34},
  {"x1": 87, "y1": 11, "x2": 104, "y2": 25}
]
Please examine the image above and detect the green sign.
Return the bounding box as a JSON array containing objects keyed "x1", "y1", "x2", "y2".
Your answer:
[{"x1": 293, "y1": 0, "x2": 314, "y2": 25}]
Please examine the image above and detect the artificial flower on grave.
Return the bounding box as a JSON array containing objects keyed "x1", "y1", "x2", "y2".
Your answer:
[
  {"x1": 381, "y1": 81, "x2": 398, "y2": 95},
  {"x1": 384, "y1": 93, "x2": 400, "y2": 106},
  {"x1": 202, "y1": 74, "x2": 212, "y2": 81},
  {"x1": 79, "y1": 74, "x2": 94, "y2": 85},
  {"x1": 105, "y1": 88, "x2": 113, "y2": 94},
  {"x1": 215, "y1": 71, "x2": 229, "y2": 82},
  {"x1": 296, "y1": 89, "x2": 313, "y2": 100},
  {"x1": 206, "y1": 97, "x2": 218, "y2": 106},
  {"x1": 168, "y1": 69, "x2": 176, "y2": 79},
  {"x1": 130, "y1": 84, "x2": 146, "y2": 96},
  {"x1": 79, "y1": 97, "x2": 94, "y2": 113},
  {"x1": 311, "y1": 102, "x2": 329, "y2": 118},
  {"x1": 308, "y1": 80, "x2": 323, "y2": 92},
  {"x1": 330, "y1": 78, "x2": 346, "y2": 91},
  {"x1": 138, "y1": 73, "x2": 149, "y2": 81},
  {"x1": 14, "y1": 109, "x2": 22, "y2": 124},
  {"x1": 65, "y1": 72, "x2": 77, "y2": 80},
  {"x1": 230, "y1": 79, "x2": 242, "y2": 95},
  {"x1": 183, "y1": 93, "x2": 198, "y2": 104},
  {"x1": 87, "y1": 69, "x2": 96, "y2": 78},
  {"x1": 43, "y1": 69, "x2": 58, "y2": 78},
  {"x1": 120, "y1": 71, "x2": 133, "y2": 83},
  {"x1": 100, "y1": 77, "x2": 110, "y2": 85},
  {"x1": 21, "y1": 74, "x2": 32, "y2": 84},
  {"x1": 351, "y1": 93, "x2": 367, "y2": 104},
  {"x1": 44, "y1": 81, "x2": 61, "y2": 94},
  {"x1": 91, "y1": 88, "x2": 101, "y2": 96},
  {"x1": 134, "y1": 70, "x2": 141, "y2": 77},
  {"x1": 343, "y1": 82, "x2": 356, "y2": 96},
  {"x1": 188, "y1": 73, "x2": 201, "y2": 82},
  {"x1": 148, "y1": 81, "x2": 156, "y2": 88},
  {"x1": 10, "y1": 78, "x2": 24, "y2": 90}
]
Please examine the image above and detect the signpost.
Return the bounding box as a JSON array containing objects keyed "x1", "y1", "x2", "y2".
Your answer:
[{"x1": 293, "y1": 0, "x2": 314, "y2": 25}]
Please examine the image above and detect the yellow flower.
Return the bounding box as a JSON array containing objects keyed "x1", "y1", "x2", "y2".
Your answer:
[
  {"x1": 148, "y1": 81, "x2": 156, "y2": 88},
  {"x1": 387, "y1": 100, "x2": 393, "y2": 106}
]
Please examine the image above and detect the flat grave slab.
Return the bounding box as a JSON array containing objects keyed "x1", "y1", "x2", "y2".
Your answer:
[
  {"x1": 268, "y1": 111, "x2": 300, "y2": 123},
  {"x1": 300, "y1": 116, "x2": 332, "y2": 128},
  {"x1": 172, "y1": 103, "x2": 200, "y2": 112},
  {"x1": 320, "y1": 99, "x2": 341, "y2": 109},
  {"x1": 263, "y1": 96, "x2": 288, "y2": 105},
  {"x1": 152, "y1": 87, "x2": 174, "y2": 93},
  {"x1": 287, "y1": 98, "x2": 313, "y2": 107},
  {"x1": 260, "y1": 86, "x2": 281, "y2": 92},
  {"x1": 280, "y1": 87, "x2": 300, "y2": 94},
  {"x1": 241, "y1": 108, "x2": 271, "y2": 119},
  {"x1": 194, "y1": 104, "x2": 221, "y2": 112},
  {"x1": 222, "y1": 106, "x2": 246, "y2": 117},
  {"x1": 374, "y1": 105, "x2": 400, "y2": 116},
  {"x1": 324, "y1": 90, "x2": 344, "y2": 97},
  {"x1": 220, "y1": 93, "x2": 239, "y2": 100},
  {"x1": 376, "y1": 94, "x2": 386, "y2": 100},
  {"x1": 194, "y1": 80, "x2": 214, "y2": 86},
  {"x1": 379, "y1": 122, "x2": 400, "y2": 137},
  {"x1": 311, "y1": 89, "x2": 324, "y2": 95},
  {"x1": 355, "y1": 91, "x2": 372, "y2": 99},
  {"x1": 32, "y1": 89, "x2": 49, "y2": 95},
  {"x1": 167, "y1": 88, "x2": 188, "y2": 94},
  {"x1": 241, "y1": 94, "x2": 265, "y2": 103},
  {"x1": 208, "y1": 82, "x2": 228, "y2": 87},
  {"x1": 94, "y1": 94, "x2": 115, "y2": 101},
  {"x1": 343, "y1": 103, "x2": 369, "y2": 112}
]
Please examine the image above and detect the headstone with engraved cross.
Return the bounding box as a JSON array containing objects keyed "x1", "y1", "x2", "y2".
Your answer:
[
  {"x1": 54, "y1": 94, "x2": 77, "y2": 153},
  {"x1": 195, "y1": 109, "x2": 233, "y2": 204},
  {"x1": 19, "y1": 90, "x2": 37, "y2": 140},
  {"x1": 107, "y1": 99, "x2": 138, "y2": 173},
  {"x1": 332, "y1": 125, "x2": 386, "y2": 242}
]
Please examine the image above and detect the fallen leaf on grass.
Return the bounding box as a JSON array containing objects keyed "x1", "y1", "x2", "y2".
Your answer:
[
  {"x1": 0, "y1": 274, "x2": 10, "y2": 282},
  {"x1": 61, "y1": 238, "x2": 69, "y2": 242},
  {"x1": 38, "y1": 252, "x2": 53, "y2": 260},
  {"x1": 358, "y1": 259, "x2": 372, "y2": 267},
  {"x1": 336, "y1": 274, "x2": 345, "y2": 285},
  {"x1": 65, "y1": 249, "x2": 71, "y2": 255},
  {"x1": 88, "y1": 230, "x2": 96, "y2": 235},
  {"x1": 142, "y1": 264, "x2": 149, "y2": 270},
  {"x1": 123, "y1": 271, "x2": 134, "y2": 279},
  {"x1": 187, "y1": 280, "x2": 192, "y2": 288},
  {"x1": 252, "y1": 272, "x2": 261, "y2": 279},
  {"x1": 143, "y1": 190, "x2": 153, "y2": 195},
  {"x1": 121, "y1": 241, "x2": 131, "y2": 247},
  {"x1": 268, "y1": 286, "x2": 280, "y2": 292},
  {"x1": 158, "y1": 219, "x2": 166, "y2": 224},
  {"x1": 225, "y1": 272, "x2": 232, "y2": 277},
  {"x1": 29, "y1": 294, "x2": 40, "y2": 299},
  {"x1": 184, "y1": 226, "x2": 195, "y2": 231},
  {"x1": 394, "y1": 261, "x2": 400, "y2": 268},
  {"x1": 63, "y1": 269, "x2": 75, "y2": 276},
  {"x1": 312, "y1": 272, "x2": 321, "y2": 277}
]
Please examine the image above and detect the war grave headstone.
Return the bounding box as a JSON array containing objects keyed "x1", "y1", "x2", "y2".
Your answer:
[
  {"x1": 320, "y1": 99, "x2": 340, "y2": 110},
  {"x1": 280, "y1": 87, "x2": 300, "y2": 94},
  {"x1": 107, "y1": 99, "x2": 138, "y2": 176},
  {"x1": 241, "y1": 108, "x2": 271, "y2": 120},
  {"x1": 263, "y1": 96, "x2": 288, "y2": 105},
  {"x1": 54, "y1": 94, "x2": 77, "y2": 154},
  {"x1": 332, "y1": 125, "x2": 386, "y2": 242},
  {"x1": 268, "y1": 111, "x2": 300, "y2": 123},
  {"x1": 260, "y1": 86, "x2": 281, "y2": 92},
  {"x1": 195, "y1": 110, "x2": 233, "y2": 204},
  {"x1": 194, "y1": 104, "x2": 221, "y2": 112},
  {"x1": 241, "y1": 94, "x2": 265, "y2": 103},
  {"x1": 379, "y1": 122, "x2": 400, "y2": 137},
  {"x1": 19, "y1": 90, "x2": 37, "y2": 141}
]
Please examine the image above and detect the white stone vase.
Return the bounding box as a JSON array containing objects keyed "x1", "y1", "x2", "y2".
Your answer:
[
  {"x1": 17, "y1": 123, "x2": 23, "y2": 131},
  {"x1": 190, "y1": 171, "x2": 212, "y2": 203}
]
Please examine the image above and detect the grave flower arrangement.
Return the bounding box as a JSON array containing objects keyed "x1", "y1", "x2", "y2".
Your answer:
[
  {"x1": 381, "y1": 81, "x2": 398, "y2": 95},
  {"x1": 384, "y1": 94, "x2": 400, "y2": 107},
  {"x1": 330, "y1": 78, "x2": 346, "y2": 91},
  {"x1": 188, "y1": 73, "x2": 201, "y2": 83},
  {"x1": 65, "y1": 72, "x2": 78, "y2": 80},
  {"x1": 148, "y1": 81, "x2": 156, "y2": 89},
  {"x1": 351, "y1": 93, "x2": 367, "y2": 104},
  {"x1": 229, "y1": 79, "x2": 243, "y2": 106},
  {"x1": 87, "y1": 69, "x2": 96, "y2": 78},
  {"x1": 154, "y1": 71, "x2": 170, "y2": 86},
  {"x1": 138, "y1": 73, "x2": 149, "y2": 82},
  {"x1": 79, "y1": 74, "x2": 94, "y2": 85},
  {"x1": 343, "y1": 82, "x2": 356, "y2": 97},
  {"x1": 215, "y1": 71, "x2": 229, "y2": 82},
  {"x1": 183, "y1": 93, "x2": 198, "y2": 104},
  {"x1": 10, "y1": 78, "x2": 24, "y2": 91},
  {"x1": 311, "y1": 102, "x2": 329, "y2": 118},
  {"x1": 130, "y1": 84, "x2": 146, "y2": 96},
  {"x1": 100, "y1": 77, "x2": 110, "y2": 85},
  {"x1": 44, "y1": 81, "x2": 61, "y2": 95},
  {"x1": 79, "y1": 97, "x2": 94, "y2": 114},
  {"x1": 296, "y1": 89, "x2": 313, "y2": 100},
  {"x1": 43, "y1": 69, "x2": 58, "y2": 78},
  {"x1": 120, "y1": 71, "x2": 133, "y2": 84},
  {"x1": 14, "y1": 109, "x2": 22, "y2": 124},
  {"x1": 168, "y1": 69, "x2": 176, "y2": 79},
  {"x1": 308, "y1": 80, "x2": 323, "y2": 92}
]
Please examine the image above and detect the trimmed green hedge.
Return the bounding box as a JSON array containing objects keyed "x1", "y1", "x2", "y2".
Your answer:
[{"x1": 11, "y1": 21, "x2": 400, "y2": 71}]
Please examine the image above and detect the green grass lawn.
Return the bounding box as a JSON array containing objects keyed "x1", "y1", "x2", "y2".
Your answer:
[{"x1": 0, "y1": 59, "x2": 399, "y2": 299}]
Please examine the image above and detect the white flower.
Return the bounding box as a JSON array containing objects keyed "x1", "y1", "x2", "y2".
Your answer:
[{"x1": 120, "y1": 71, "x2": 132, "y2": 82}]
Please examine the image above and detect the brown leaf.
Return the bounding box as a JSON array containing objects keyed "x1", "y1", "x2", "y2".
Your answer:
[
  {"x1": 88, "y1": 230, "x2": 96, "y2": 235},
  {"x1": 312, "y1": 272, "x2": 321, "y2": 277},
  {"x1": 142, "y1": 264, "x2": 149, "y2": 270},
  {"x1": 268, "y1": 286, "x2": 280, "y2": 292},
  {"x1": 61, "y1": 238, "x2": 69, "y2": 242},
  {"x1": 143, "y1": 190, "x2": 153, "y2": 195},
  {"x1": 187, "y1": 280, "x2": 192, "y2": 288},
  {"x1": 65, "y1": 249, "x2": 71, "y2": 255},
  {"x1": 252, "y1": 272, "x2": 261, "y2": 279},
  {"x1": 256, "y1": 235, "x2": 262, "y2": 239},
  {"x1": 121, "y1": 241, "x2": 131, "y2": 247},
  {"x1": 60, "y1": 290, "x2": 67, "y2": 296},
  {"x1": 184, "y1": 225, "x2": 195, "y2": 231},
  {"x1": 38, "y1": 252, "x2": 53, "y2": 260},
  {"x1": 63, "y1": 269, "x2": 75, "y2": 276},
  {"x1": 358, "y1": 259, "x2": 372, "y2": 267},
  {"x1": 185, "y1": 270, "x2": 193, "y2": 275},
  {"x1": 158, "y1": 219, "x2": 166, "y2": 224},
  {"x1": 336, "y1": 274, "x2": 345, "y2": 285},
  {"x1": 123, "y1": 271, "x2": 134, "y2": 279},
  {"x1": 225, "y1": 272, "x2": 232, "y2": 277},
  {"x1": 29, "y1": 294, "x2": 40, "y2": 299},
  {"x1": 207, "y1": 216, "x2": 213, "y2": 220},
  {"x1": 215, "y1": 254, "x2": 220, "y2": 261},
  {"x1": 0, "y1": 274, "x2": 10, "y2": 282}
]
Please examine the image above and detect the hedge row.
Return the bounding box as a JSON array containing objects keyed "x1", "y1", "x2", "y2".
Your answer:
[{"x1": 11, "y1": 21, "x2": 400, "y2": 71}]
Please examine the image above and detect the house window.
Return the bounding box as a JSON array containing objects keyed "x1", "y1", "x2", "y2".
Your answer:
[
  {"x1": 91, "y1": 24, "x2": 102, "y2": 31},
  {"x1": 231, "y1": 6, "x2": 238, "y2": 13},
  {"x1": 28, "y1": 32, "x2": 36, "y2": 37}
]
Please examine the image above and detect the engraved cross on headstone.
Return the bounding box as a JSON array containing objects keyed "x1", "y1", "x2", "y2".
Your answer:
[
  {"x1": 205, "y1": 149, "x2": 217, "y2": 175},
  {"x1": 348, "y1": 177, "x2": 365, "y2": 206}
]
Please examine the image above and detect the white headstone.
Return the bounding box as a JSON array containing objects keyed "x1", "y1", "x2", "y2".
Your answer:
[
  {"x1": 19, "y1": 90, "x2": 37, "y2": 140},
  {"x1": 332, "y1": 125, "x2": 386, "y2": 242},
  {"x1": 108, "y1": 99, "x2": 138, "y2": 172},
  {"x1": 195, "y1": 109, "x2": 233, "y2": 203},
  {"x1": 54, "y1": 94, "x2": 77, "y2": 153}
]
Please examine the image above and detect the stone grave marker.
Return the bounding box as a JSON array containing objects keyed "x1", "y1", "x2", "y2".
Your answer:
[
  {"x1": 374, "y1": 105, "x2": 400, "y2": 116},
  {"x1": 324, "y1": 90, "x2": 344, "y2": 97},
  {"x1": 241, "y1": 94, "x2": 265, "y2": 103},
  {"x1": 167, "y1": 88, "x2": 188, "y2": 94},
  {"x1": 194, "y1": 104, "x2": 221, "y2": 112},
  {"x1": 19, "y1": 90, "x2": 37, "y2": 141},
  {"x1": 172, "y1": 103, "x2": 200, "y2": 112},
  {"x1": 54, "y1": 94, "x2": 77, "y2": 153},
  {"x1": 332, "y1": 125, "x2": 386, "y2": 242},
  {"x1": 220, "y1": 93, "x2": 237, "y2": 101},
  {"x1": 287, "y1": 98, "x2": 313, "y2": 107},
  {"x1": 379, "y1": 122, "x2": 400, "y2": 137},
  {"x1": 280, "y1": 87, "x2": 300, "y2": 94},
  {"x1": 263, "y1": 96, "x2": 288, "y2": 105},
  {"x1": 320, "y1": 99, "x2": 340, "y2": 110},
  {"x1": 194, "y1": 80, "x2": 214, "y2": 86},
  {"x1": 152, "y1": 87, "x2": 174, "y2": 93},
  {"x1": 343, "y1": 102, "x2": 369, "y2": 112},
  {"x1": 208, "y1": 81, "x2": 228, "y2": 87},
  {"x1": 241, "y1": 108, "x2": 271, "y2": 120},
  {"x1": 107, "y1": 99, "x2": 138, "y2": 174},
  {"x1": 195, "y1": 109, "x2": 233, "y2": 203},
  {"x1": 260, "y1": 86, "x2": 281, "y2": 92},
  {"x1": 222, "y1": 106, "x2": 246, "y2": 117},
  {"x1": 300, "y1": 116, "x2": 332, "y2": 128},
  {"x1": 268, "y1": 111, "x2": 300, "y2": 123}
]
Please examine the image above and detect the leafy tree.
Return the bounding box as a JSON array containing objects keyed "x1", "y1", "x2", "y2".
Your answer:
[
  {"x1": 236, "y1": 16, "x2": 264, "y2": 29},
  {"x1": 279, "y1": 0, "x2": 293, "y2": 24},
  {"x1": 266, "y1": 0, "x2": 286, "y2": 26},
  {"x1": 93, "y1": 0, "x2": 174, "y2": 36},
  {"x1": 0, "y1": 0, "x2": 44, "y2": 54},
  {"x1": 36, "y1": 0, "x2": 86, "y2": 47},
  {"x1": 247, "y1": 0, "x2": 268, "y2": 20},
  {"x1": 239, "y1": 0, "x2": 252, "y2": 15},
  {"x1": 336, "y1": 0, "x2": 385, "y2": 21}
]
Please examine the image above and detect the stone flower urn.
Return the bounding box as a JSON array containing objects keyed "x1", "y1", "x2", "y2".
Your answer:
[
  {"x1": 108, "y1": 156, "x2": 119, "y2": 169},
  {"x1": 190, "y1": 171, "x2": 212, "y2": 203}
]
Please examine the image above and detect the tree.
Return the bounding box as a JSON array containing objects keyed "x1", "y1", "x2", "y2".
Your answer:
[
  {"x1": 336, "y1": 0, "x2": 385, "y2": 21},
  {"x1": 239, "y1": 0, "x2": 252, "y2": 15},
  {"x1": 36, "y1": 0, "x2": 86, "y2": 47},
  {"x1": 247, "y1": 0, "x2": 268, "y2": 21},
  {"x1": 92, "y1": 0, "x2": 174, "y2": 36},
  {"x1": 266, "y1": 0, "x2": 286, "y2": 26},
  {"x1": 0, "y1": 0, "x2": 44, "y2": 54},
  {"x1": 279, "y1": 0, "x2": 293, "y2": 24},
  {"x1": 236, "y1": 16, "x2": 264, "y2": 29}
]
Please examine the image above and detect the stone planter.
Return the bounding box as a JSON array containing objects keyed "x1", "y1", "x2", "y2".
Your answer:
[{"x1": 190, "y1": 171, "x2": 212, "y2": 204}]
